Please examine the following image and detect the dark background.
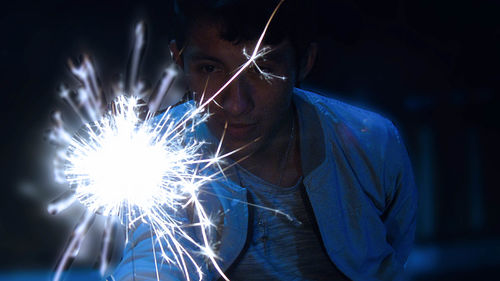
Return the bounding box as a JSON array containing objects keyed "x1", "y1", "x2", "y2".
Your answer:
[{"x1": 1, "y1": 0, "x2": 499, "y2": 280}]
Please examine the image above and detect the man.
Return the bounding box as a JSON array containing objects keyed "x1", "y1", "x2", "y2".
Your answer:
[{"x1": 113, "y1": 0, "x2": 417, "y2": 280}]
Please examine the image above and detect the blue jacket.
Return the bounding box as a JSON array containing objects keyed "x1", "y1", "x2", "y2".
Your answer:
[{"x1": 112, "y1": 88, "x2": 417, "y2": 281}]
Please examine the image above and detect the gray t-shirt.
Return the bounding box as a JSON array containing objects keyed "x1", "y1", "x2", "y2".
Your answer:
[{"x1": 226, "y1": 166, "x2": 349, "y2": 281}]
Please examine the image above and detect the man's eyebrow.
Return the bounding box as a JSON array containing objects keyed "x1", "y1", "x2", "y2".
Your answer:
[
  {"x1": 188, "y1": 52, "x2": 224, "y2": 63},
  {"x1": 258, "y1": 51, "x2": 285, "y2": 62},
  {"x1": 255, "y1": 45, "x2": 288, "y2": 62},
  {"x1": 187, "y1": 46, "x2": 286, "y2": 64}
]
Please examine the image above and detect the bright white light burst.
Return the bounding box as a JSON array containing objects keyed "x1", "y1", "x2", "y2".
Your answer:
[{"x1": 65, "y1": 96, "x2": 205, "y2": 218}]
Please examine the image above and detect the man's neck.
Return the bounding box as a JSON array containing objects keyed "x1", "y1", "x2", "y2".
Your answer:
[{"x1": 235, "y1": 109, "x2": 302, "y2": 187}]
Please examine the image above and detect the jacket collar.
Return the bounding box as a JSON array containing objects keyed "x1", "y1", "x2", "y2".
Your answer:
[{"x1": 293, "y1": 88, "x2": 326, "y2": 178}]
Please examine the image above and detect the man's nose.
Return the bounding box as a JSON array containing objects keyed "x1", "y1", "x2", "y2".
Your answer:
[{"x1": 220, "y1": 75, "x2": 253, "y2": 116}]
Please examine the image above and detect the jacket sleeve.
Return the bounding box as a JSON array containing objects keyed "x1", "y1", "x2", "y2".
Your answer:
[
  {"x1": 109, "y1": 214, "x2": 209, "y2": 281},
  {"x1": 382, "y1": 121, "x2": 418, "y2": 267}
]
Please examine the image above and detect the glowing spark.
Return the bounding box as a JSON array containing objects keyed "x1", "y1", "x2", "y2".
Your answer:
[
  {"x1": 66, "y1": 96, "x2": 202, "y2": 216},
  {"x1": 242, "y1": 46, "x2": 287, "y2": 82},
  {"x1": 48, "y1": 1, "x2": 289, "y2": 280}
]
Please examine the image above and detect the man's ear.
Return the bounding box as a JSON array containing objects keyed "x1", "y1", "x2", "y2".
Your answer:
[
  {"x1": 169, "y1": 40, "x2": 184, "y2": 69},
  {"x1": 298, "y1": 42, "x2": 318, "y2": 81}
]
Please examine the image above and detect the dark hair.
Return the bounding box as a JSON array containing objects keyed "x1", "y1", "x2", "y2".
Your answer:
[{"x1": 172, "y1": 0, "x2": 317, "y2": 66}]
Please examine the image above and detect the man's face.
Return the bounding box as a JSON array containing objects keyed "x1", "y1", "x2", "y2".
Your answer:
[{"x1": 178, "y1": 24, "x2": 299, "y2": 157}]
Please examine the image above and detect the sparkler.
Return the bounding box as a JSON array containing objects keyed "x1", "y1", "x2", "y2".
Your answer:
[{"x1": 47, "y1": 1, "x2": 287, "y2": 281}]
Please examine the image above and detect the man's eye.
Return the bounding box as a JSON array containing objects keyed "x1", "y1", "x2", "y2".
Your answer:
[
  {"x1": 260, "y1": 67, "x2": 273, "y2": 73},
  {"x1": 252, "y1": 64, "x2": 272, "y2": 74},
  {"x1": 201, "y1": 65, "x2": 217, "y2": 73}
]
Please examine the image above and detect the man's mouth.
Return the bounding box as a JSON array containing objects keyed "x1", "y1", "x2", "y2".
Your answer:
[{"x1": 223, "y1": 122, "x2": 257, "y2": 140}]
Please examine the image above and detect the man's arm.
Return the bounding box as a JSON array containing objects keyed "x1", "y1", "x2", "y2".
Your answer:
[{"x1": 382, "y1": 121, "x2": 418, "y2": 266}]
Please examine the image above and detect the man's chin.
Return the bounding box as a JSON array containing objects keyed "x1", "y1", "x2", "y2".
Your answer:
[{"x1": 220, "y1": 139, "x2": 259, "y2": 161}]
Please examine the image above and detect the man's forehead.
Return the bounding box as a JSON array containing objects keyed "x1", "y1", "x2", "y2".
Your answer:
[{"x1": 184, "y1": 26, "x2": 293, "y2": 62}]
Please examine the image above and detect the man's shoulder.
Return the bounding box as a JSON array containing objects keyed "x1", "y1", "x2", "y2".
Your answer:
[
  {"x1": 294, "y1": 88, "x2": 397, "y2": 143},
  {"x1": 294, "y1": 89, "x2": 411, "y2": 220},
  {"x1": 154, "y1": 100, "x2": 197, "y2": 121},
  {"x1": 153, "y1": 100, "x2": 213, "y2": 139}
]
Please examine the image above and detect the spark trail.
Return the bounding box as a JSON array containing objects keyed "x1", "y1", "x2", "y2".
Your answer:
[{"x1": 48, "y1": 1, "x2": 287, "y2": 280}]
